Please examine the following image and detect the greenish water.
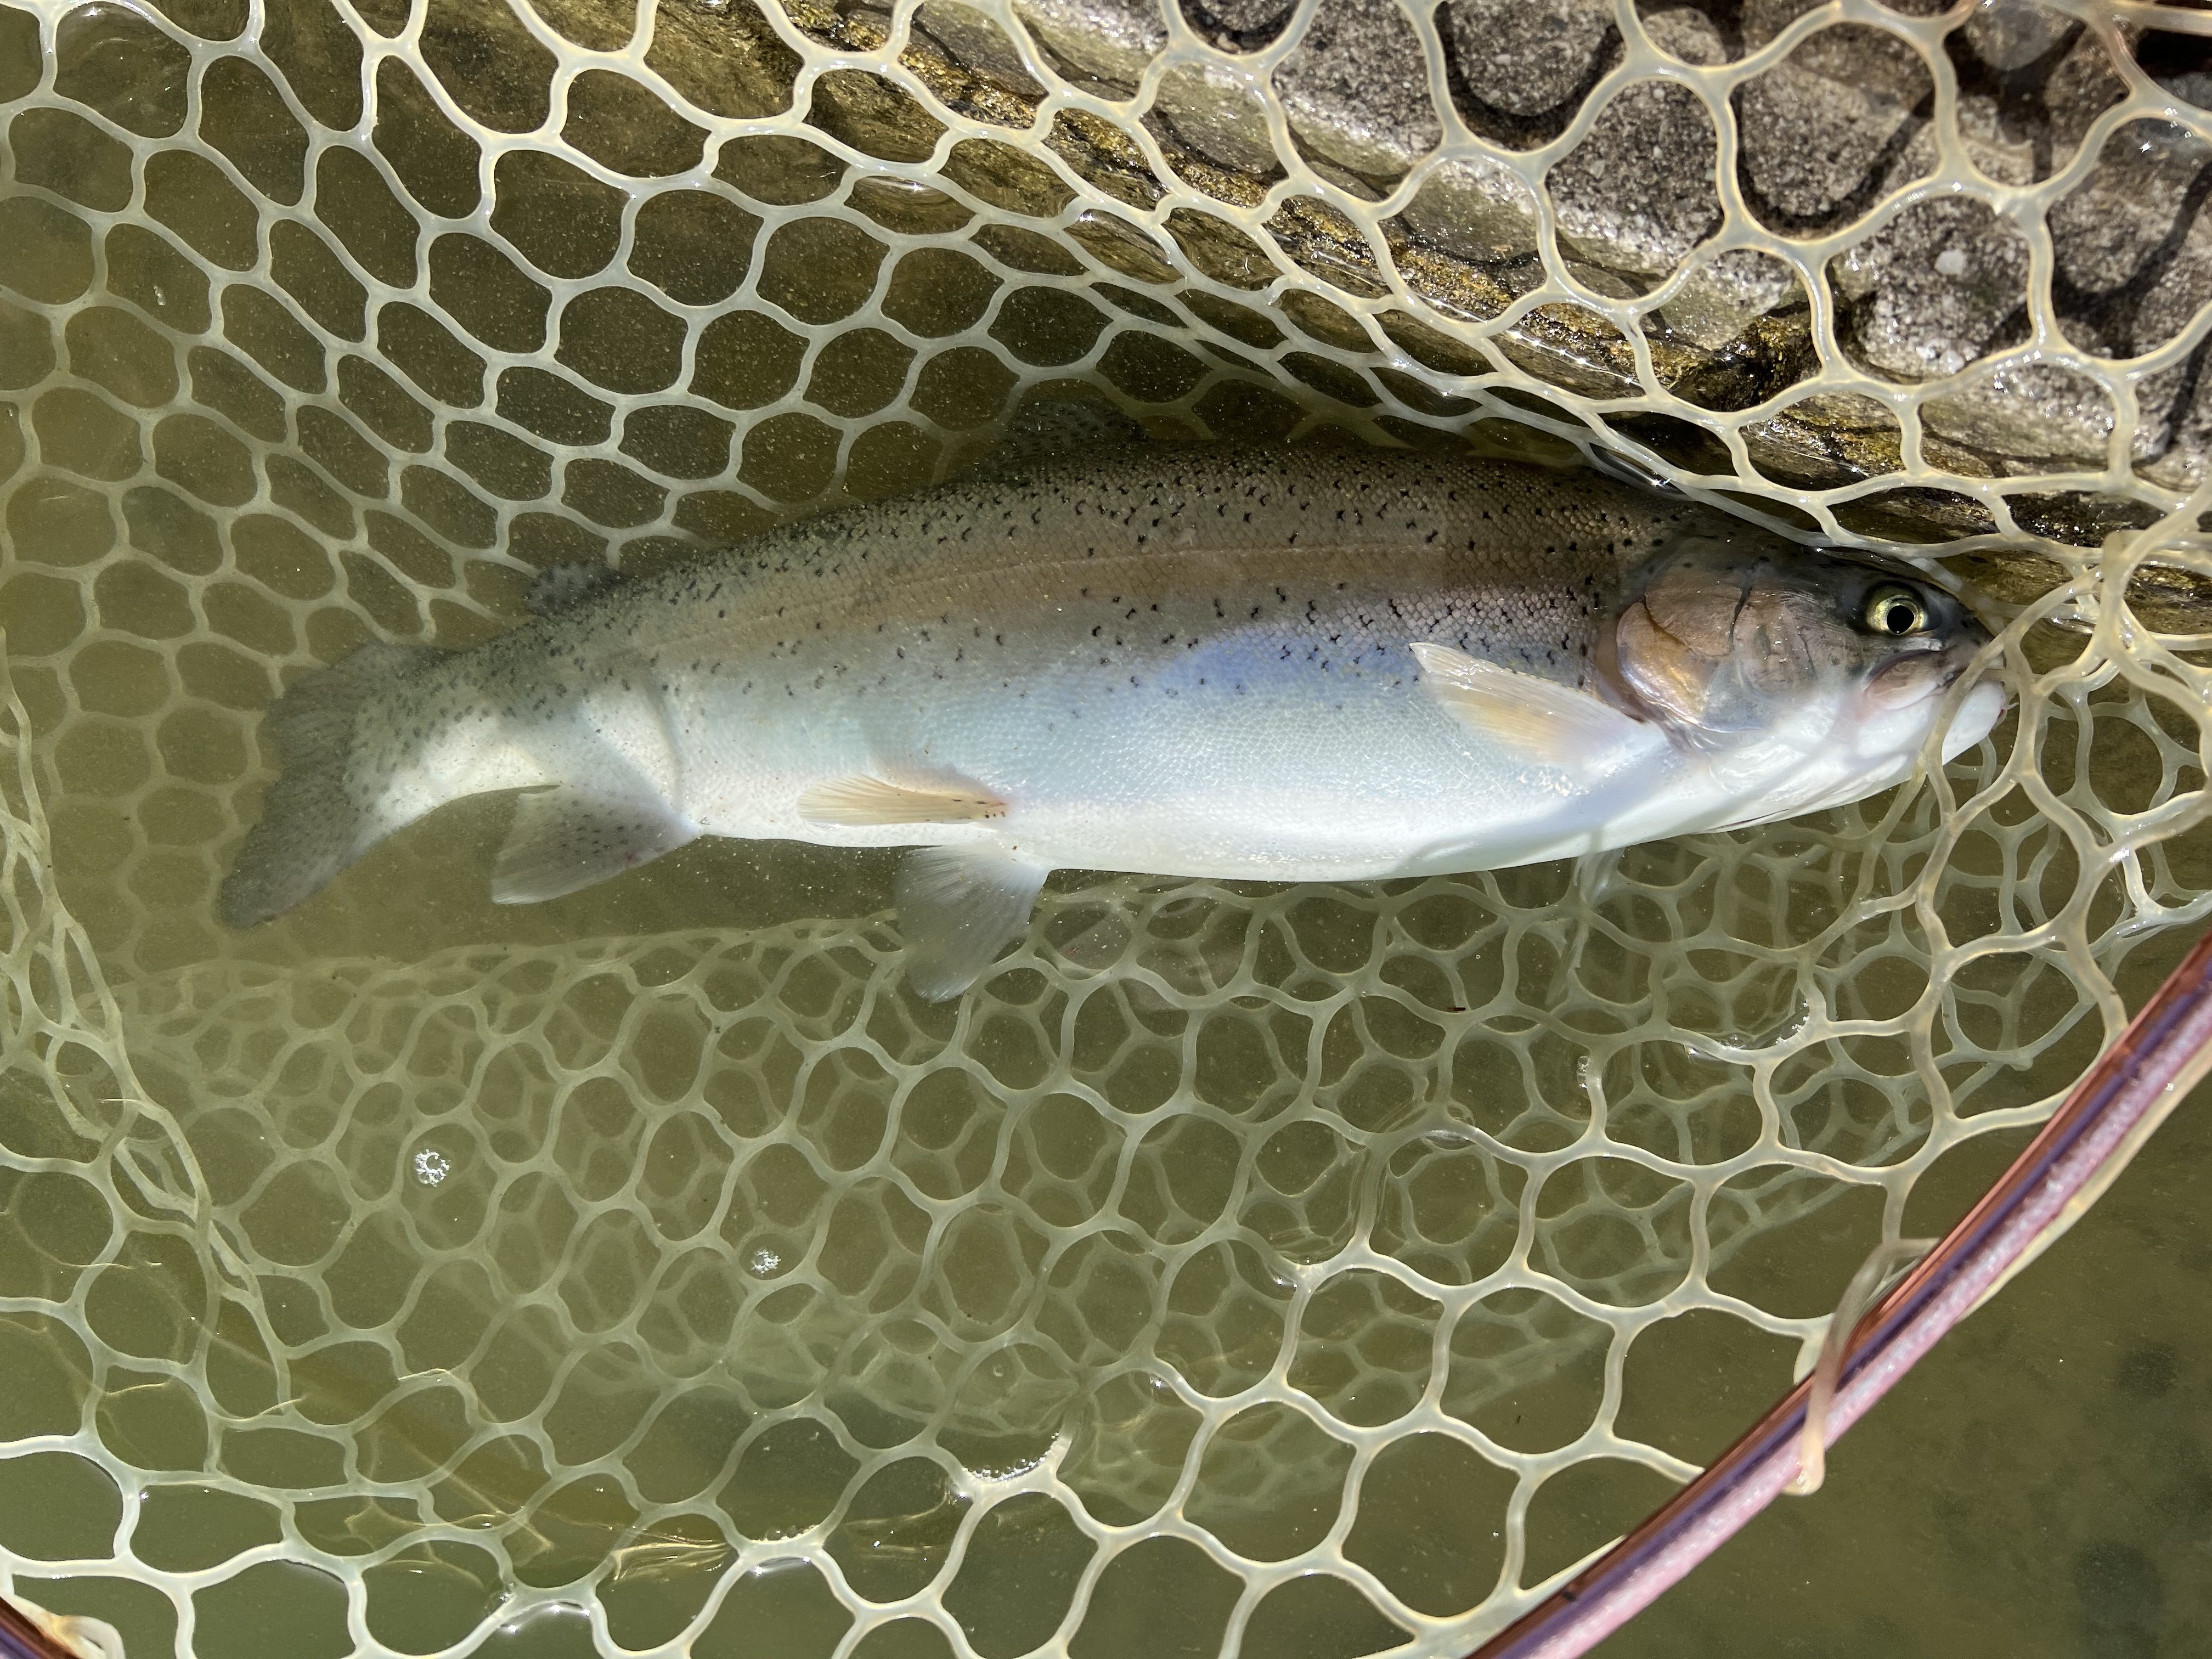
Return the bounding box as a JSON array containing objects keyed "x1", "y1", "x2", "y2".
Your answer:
[
  {"x1": 1618, "y1": 968, "x2": 2212, "y2": 1659},
  {"x1": 4, "y1": 0, "x2": 2210, "y2": 1652}
]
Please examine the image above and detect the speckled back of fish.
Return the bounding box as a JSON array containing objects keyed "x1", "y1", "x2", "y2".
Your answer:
[
  {"x1": 597, "y1": 443, "x2": 1724, "y2": 670},
  {"x1": 219, "y1": 444, "x2": 2000, "y2": 999}
]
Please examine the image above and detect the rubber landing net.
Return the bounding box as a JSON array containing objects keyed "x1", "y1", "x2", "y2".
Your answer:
[{"x1": 0, "y1": 0, "x2": 2208, "y2": 1655}]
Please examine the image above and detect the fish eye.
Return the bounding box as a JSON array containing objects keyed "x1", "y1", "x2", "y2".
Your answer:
[{"x1": 1864, "y1": 585, "x2": 1929, "y2": 637}]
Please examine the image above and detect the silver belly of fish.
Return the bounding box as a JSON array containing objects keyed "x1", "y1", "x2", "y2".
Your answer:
[{"x1": 220, "y1": 445, "x2": 2004, "y2": 997}]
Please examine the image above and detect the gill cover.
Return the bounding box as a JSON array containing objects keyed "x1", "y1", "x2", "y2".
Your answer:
[{"x1": 1601, "y1": 537, "x2": 1987, "y2": 750}]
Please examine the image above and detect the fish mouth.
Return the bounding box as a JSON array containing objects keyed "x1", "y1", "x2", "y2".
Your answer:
[
  {"x1": 1941, "y1": 631, "x2": 2007, "y2": 705},
  {"x1": 1910, "y1": 632, "x2": 2009, "y2": 763},
  {"x1": 1869, "y1": 633, "x2": 2000, "y2": 711},
  {"x1": 1942, "y1": 676, "x2": 2012, "y2": 763}
]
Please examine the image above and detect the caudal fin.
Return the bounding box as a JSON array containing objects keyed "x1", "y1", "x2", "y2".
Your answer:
[{"x1": 218, "y1": 642, "x2": 448, "y2": 929}]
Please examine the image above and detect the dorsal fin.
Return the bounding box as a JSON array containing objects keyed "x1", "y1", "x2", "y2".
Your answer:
[
  {"x1": 527, "y1": 561, "x2": 628, "y2": 617},
  {"x1": 950, "y1": 396, "x2": 1148, "y2": 483}
]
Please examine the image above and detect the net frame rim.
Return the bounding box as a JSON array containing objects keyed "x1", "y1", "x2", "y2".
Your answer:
[{"x1": 1467, "y1": 919, "x2": 2212, "y2": 1659}]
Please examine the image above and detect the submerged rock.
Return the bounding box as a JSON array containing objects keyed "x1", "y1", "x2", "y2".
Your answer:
[{"x1": 792, "y1": 0, "x2": 2207, "y2": 543}]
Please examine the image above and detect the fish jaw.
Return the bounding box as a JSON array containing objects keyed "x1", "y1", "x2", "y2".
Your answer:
[
  {"x1": 1940, "y1": 678, "x2": 2009, "y2": 763},
  {"x1": 1684, "y1": 669, "x2": 2010, "y2": 833}
]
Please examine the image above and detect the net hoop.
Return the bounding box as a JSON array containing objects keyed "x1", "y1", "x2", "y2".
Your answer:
[
  {"x1": 0, "y1": 1597, "x2": 74, "y2": 1659},
  {"x1": 1469, "y1": 922, "x2": 2212, "y2": 1659}
]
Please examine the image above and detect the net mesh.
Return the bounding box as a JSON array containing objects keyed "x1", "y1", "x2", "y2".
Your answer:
[{"x1": 1, "y1": 0, "x2": 2208, "y2": 1653}]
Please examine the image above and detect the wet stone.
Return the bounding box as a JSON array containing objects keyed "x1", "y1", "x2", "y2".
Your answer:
[
  {"x1": 2048, "y1": 121, "x2": 2212, "y2": 362},
  {"x1": 917, "y1": 2, "x2": 1047, "y2": 97},
  {"x1": 1639, "y1": 4, "x2": 1729, "y2": 65},
  {"x1": 2133, "y1": 28, "x2": 2212, "y2": 114},
  {"x1": 1177, "y1": 0, "x2": 1297, "y2": 52},
  {"x1": 1658, "y1": 248, "x2": 1802, "y2": 353},
  {"x1": 2001, "y1": 492, "x2": 2164, "y2": 550},
  {"x1": 1548, "y1": 80, "x2": 1719, "y2": 279},
  {"x1": 1445, "y1": 0, "x2": 1621, "y2": 145},
  {"x1": 1830, "y1": 484, "x2": 1997, "y2": 543},
  {"x1": 1942, "y1": 5, "x2": 2128, "y2": 183},
  {"x1": 1271, "y1": 0, "x2": 1441, "y2": 191},
  {"x1": 1014, "y1": 0, "x2": 1165, "y2": 91},
  {"x1": 1829, "y1": 195, "x2": 2030, "y2": 381},
  {"x1": 1921, "y1": 363, "x2": 2115, "y2": 471},
  {"x1": 1734, "y1": 24, "x2": 1934, "y2": 232},
  {"x1": 806, "y1": 70, "x2": 946, "y2": 165},
  {"x1": 1149, "y1": 60, "x2": 1281, "y2": 179},
  {"x1": 1390, "y1": 157, "x2": 1541, "y2": 266}
]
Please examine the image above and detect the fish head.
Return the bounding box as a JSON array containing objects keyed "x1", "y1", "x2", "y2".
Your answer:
[{"x1": 1602, "y1": 535, "x2": 2005, "y2": 772}]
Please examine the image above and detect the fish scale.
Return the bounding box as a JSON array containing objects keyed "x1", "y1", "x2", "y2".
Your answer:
[{"x1": 219, "y1": 444, "x2": 2000, "y2": 998}]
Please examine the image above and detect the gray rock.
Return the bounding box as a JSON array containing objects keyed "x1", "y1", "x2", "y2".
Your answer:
[
  {"x1": 1830, "y1": 195, "x2": 2032, "y2": 380},
  {"x1": 1961, "y1": 0, "x2": 2070, "y2": 72},
  {"x1": 1640, "y1": 6, "x2": 1728, "y2": 66},
  {"x1": 1920, "y1": 363, "x2": 2116, "y2": 469},
  {"x1": 1012, "y1": 0, "x2": 1164, "y2": 88},
  {"x1": 1660, "y1": 249, "x2": 1802, "y2": 350},
  {"x1": 881, "y1": 0, "x2": 2207, "y2": 496},
  {"x1": 1272, "y1": 0, "x2": 1441, "y2": 189},
  {"x1": 2047, "y1": 120, "x2": 2212, "y2": 357},
  {"x1": 1740, "y1": 0, "x2": 1830, "y2": 49},
  {"x1": 2043, "y1": 116, "x2": 2212, "y2": 484},
  {"x1": 1390, "y1": 155, "x2": 1542, "y2": 262},
  {"x1": 2041, "y1": 25, "x2": 2131, "y2": 154},
  {"x1": 1946, "y1": 94, "x2": 2038, "y2": 187},
  {"x1": 1547, "y1": 79, "x2": 1719, "y2": 278},
  {"x1": 1445, "y1": 0, "x2": 1615, "y2": 118},
  {"x1": 2135, "y1": 27, "x2": 2212, "y2": 115},
  {"x1": 917, "y1": 2, "x2": 1047, "y2": 95},
  {"x1": 1735, "y1": 23, "x2": 1932, "y2": 227},
  {"x1": 1149, "y1": 59, "x2": 1282, "y2": 176},
  {"x1": 1177, "y1": 0, "x2": 1296, "y2": 47},
  {"x1": 2139, "y1": 365, "x2": 2212, "y2": 494}
]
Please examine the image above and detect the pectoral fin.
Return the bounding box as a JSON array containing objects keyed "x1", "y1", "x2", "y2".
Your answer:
[
  {"x1": 1410, "y1": 642, "x2": 1643, "y2": 774},
  {"x1": 896, "y1": 845, "x2": 1050, "y2": 1000},
  {"x1": 491, "y1": 787, "x2": 696, "y2": 904},
  {"x1": 799, "y1": 775, "x2": 1006, "y2": 826}
]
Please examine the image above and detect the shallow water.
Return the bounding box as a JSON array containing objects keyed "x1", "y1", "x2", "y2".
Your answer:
[
  {"x1": 1620, "y1": 1031, "x2": 2212, "y2": 1659},
  {"x1": 3, "y1": 572, "x2": 2203, "y2": 1659}
]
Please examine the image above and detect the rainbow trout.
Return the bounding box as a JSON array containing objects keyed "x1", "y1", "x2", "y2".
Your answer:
[{"x1": 221, "y1": 445, "x2": 2002, "y2": 995}]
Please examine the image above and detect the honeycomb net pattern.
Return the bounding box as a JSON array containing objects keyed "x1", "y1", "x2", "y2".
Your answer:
[{"x1": 0, "y1": 0, "x2": 2209, "y2": 1653}]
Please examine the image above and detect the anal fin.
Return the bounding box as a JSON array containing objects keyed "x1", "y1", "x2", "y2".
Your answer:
[
  {"x1": 896, "y1": 845, "x2": 1051, "y2": 1000},
  {"x1": 799, "y1": 775, "x2": 1006, "y2": 826},
  {"x1": 1410, "y1": 642, "x2": 1643, "y2": 775},
  {"x1": 492, "y1": 787, "x2": 696, "y2": 904}
]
